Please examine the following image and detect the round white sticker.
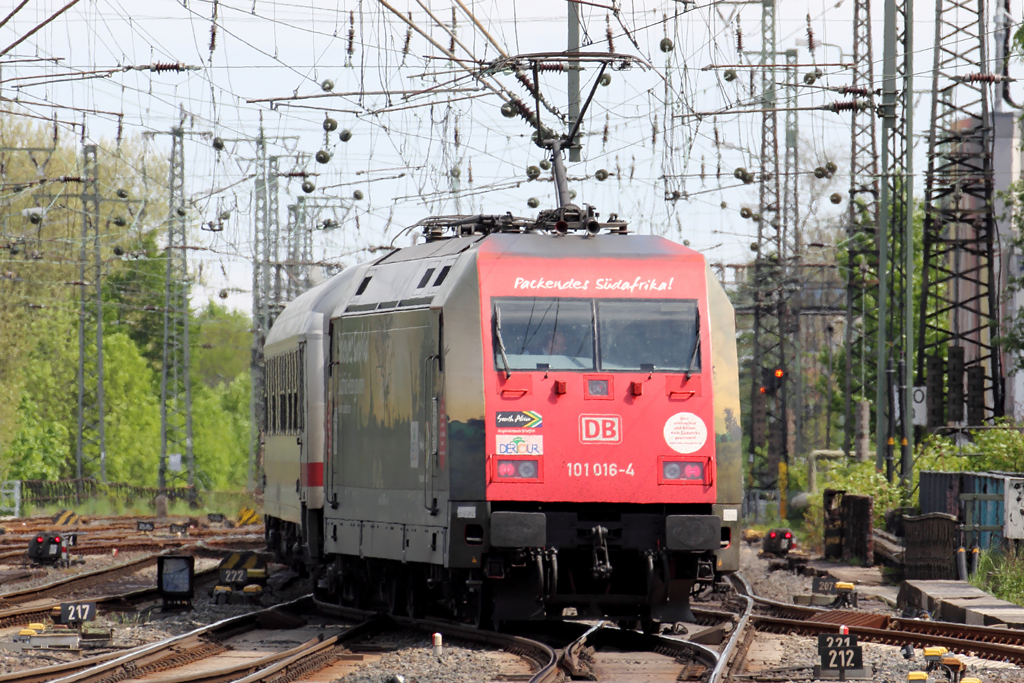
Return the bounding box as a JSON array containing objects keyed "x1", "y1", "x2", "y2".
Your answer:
[{"x1": 663, "y1": 412, "x2": 708, "y2": 454}]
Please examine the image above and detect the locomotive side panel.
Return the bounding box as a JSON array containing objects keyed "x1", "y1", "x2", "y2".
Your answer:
[
  {"x1": 707, "y1": 265, "x2": 742, "y2": 572},
  {"x1": 324, "y1": 309, "x2": 449, "y2": 564}
]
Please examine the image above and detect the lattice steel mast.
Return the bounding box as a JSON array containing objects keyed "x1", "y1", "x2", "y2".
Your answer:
[
  {"x1": 917, "y1": 0, "x2": 1003, "y2": 430},
  {"x1": 284, "y1": 196, "x2": 309, "y2": 302},
  {"x1": 876, "y1": 0, "x2": 914, "y2": 481},
  {"x1": 782, "y1": 48, "x2": 803, "y2": 460},
  {"x1": 75, "y1": 144, "x2": 107, "y2": 483},
  {"x1": 159, "y1": 125, "x2": 195, "y2": 492},
  {"x1": 749, "y1": 0, "x2": 788, "y2": 485},
  {"x1": 844, "y1": 0, "x2": 880, "y2": 460},
  {"x1": 249, "y1": 129, "x2": 281, "y2": 491}
]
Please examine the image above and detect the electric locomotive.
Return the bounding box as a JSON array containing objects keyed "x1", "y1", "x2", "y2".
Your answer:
[
  {"x1": 262, "y1": 52, "x2": 741, "y2": 628},
  {"x1": 263, "y1": 211, "x2": 742, "y2": 627}
]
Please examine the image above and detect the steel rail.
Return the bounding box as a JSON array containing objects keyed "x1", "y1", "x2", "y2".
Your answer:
[
  {"x1": 709, "y1": 573, "x2": 755, "y2": 683},
  {"x1": 0, "y1": 553, "x2": 159, "y2": 605},
  {"x1": 745, "y1": 588, "x2": 1024, "y2": 649},
  {"x1": 752, "y1": 614, "x2": 1024, "y2": 664},
  {"x1": 314, "y1": 598, "x2": 558, "y2": 682},
  {"x1": 39, "y1": 595, "x2": 322, "y2": 683}
]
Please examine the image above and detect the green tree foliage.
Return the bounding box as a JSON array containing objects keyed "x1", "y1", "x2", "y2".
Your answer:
[
  {"x1": 102, "y1": 231, "x2": 169, "y2": 367},
  {"x1": 0, "y1": 114, "x2": 251, "y2": 490},
  {"x1": 193, "y1": 302, "x2": 252, "y2": 388}
]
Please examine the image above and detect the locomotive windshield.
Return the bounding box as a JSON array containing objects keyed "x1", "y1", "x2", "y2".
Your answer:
[
  {"x1": 492, "y1": 297, "x2": 700, "y2": 373},
  {"x1": 494, "y1": 298, "x2": 595, "y2": 370}
]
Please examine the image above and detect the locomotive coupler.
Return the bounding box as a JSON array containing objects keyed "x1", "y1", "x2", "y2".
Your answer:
[
  {"x1": 696, "y1": 558, "x2": 715, "y2": 583},
  {"x1": 590, "y1": 525, "x2": 613, "y2": 580}
]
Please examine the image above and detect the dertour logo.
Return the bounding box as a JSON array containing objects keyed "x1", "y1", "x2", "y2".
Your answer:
[{"x1": 496, "y1": 434, "x2": 543, "y2": 455}]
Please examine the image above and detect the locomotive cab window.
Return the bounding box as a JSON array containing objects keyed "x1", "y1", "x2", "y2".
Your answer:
[
  {"x1": 491, "y1": 297, "x2": 700, "y2": 373},
  {"x1": 492, "y1": 298, "x2": 595, "y2": 371},
  {"x1": 598, "y1": 300, "x2": 700, "y2": 373}
]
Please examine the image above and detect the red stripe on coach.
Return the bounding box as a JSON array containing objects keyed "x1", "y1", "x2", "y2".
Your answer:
[{"x1": 304, "y1": 462, "x2": 323, "y2": 487}]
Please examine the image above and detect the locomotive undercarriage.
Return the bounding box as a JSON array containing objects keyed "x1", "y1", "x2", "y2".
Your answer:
[{"x1": 312, "y1": 506, "x2": 722, "y2": 629}]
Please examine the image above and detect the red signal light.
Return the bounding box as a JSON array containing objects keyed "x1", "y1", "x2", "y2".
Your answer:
[
  {"x1": 769, "y1": 531, "x2": 776, "y2": 538},
  {"x1": 497, "y1": 462, "x2": 517, "y2": 478},
  {"x1": 759, "y1": 386, "x2": 767, "y2": 394},
  {"x1": 774, "y1": 368, "x2": 784, "y2": 378},
  {"x1": 54, "y1": 536, "x2": 61, "y2": 543},
  {"x1": 36, "y1": 536, "x2": 43, "y2": 543},
  {"x1": 784, "y1": 532, "x2": 792, "y2": 539}
]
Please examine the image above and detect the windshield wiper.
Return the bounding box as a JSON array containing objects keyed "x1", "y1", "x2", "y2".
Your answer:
[
  {"x1": 684, "y1": 338, "x2": 700, "y2": 380},
  {"x1": 494, "y1": 308, "x2": 512, "y2": 379}
]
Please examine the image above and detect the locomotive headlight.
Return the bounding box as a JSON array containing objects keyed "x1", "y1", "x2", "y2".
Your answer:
[
  {"x1": 663, "y1": 462, "x2": 682, "y2": 480},
  {"x1": 496, "y1": 459, "x2": 539, "y2": 479},
  {"x1": 517, "y1": 460, "x2": 538, "y2": 479},
  {"x1": 661, "y1": 460, "x2": 705, "y2": 483}
]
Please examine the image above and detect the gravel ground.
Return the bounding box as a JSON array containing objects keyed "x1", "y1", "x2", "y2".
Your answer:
[
  {"x1": 739, "y1": 538, "x2": 1024, "y2": 681},
  {"x1": 0, "y1": 561, "x2": 308, "y2": 674},
  {"x1": 0, "y1": 551, "x2": 160, "y2": 594},
  {"x1": 748, "y1": 632, "x2": 1021, "y2": 682},
  {"x1": 331, "y1": 633, "x2": 507, "y2": 683}
]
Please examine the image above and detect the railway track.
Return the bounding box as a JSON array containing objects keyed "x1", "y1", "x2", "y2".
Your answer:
[
  {"x1": 0, "y1": 549, "x2": 224, "y2": 628},
  {"x1": 743, "y1": 583, "x2": 1024, "y2": 663}
]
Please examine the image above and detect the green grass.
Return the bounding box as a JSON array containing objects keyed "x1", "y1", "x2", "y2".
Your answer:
[
  {"x1": 970, "y1": 547, "x2": 1024, "y2": 606},
  {"x1": 21, "y1": 490, "x2": 259, "y2": 519}
]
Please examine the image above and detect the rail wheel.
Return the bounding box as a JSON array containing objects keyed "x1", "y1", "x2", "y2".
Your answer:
[
  {"x1": 406, "y1": 576, "x2": 425, "y2": 618},
  {"x1": 387, "y1": 576, "x2": 407, "y2": 616}
]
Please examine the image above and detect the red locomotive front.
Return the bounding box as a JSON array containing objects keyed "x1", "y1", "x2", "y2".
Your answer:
[
  {"x1": 480, "y1": 253, "x2": 715, "y2": 506},
  {"x1": 472, "y1": 238, "x2": 729, "y2": 626}
]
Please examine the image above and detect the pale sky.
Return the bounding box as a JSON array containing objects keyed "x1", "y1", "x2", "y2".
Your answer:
[{"x1": 1, "y1": 0, "x2": 1020, "y2": 313}]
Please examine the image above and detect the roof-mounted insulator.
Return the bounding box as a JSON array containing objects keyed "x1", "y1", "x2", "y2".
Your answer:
[
  {"x1": 956, "y1": 72, "x2": 1014, "y2": 83},
  {"x1": 135, "y1": 62, "x2": 201, "y2": 73},
  {"x1": 822, "y1": 100, "x2": 871, "y2": 113},
  {"x1": 836, "y1": 86, "x2": 871, "y2": 97}
]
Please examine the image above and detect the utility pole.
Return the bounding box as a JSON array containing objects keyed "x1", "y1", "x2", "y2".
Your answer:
[
  {"x1": 844, "y1": 0, "x2": 880, "y2": 461},
  {"x1": 876, "y1": 0, "x2": 914, "y2": 482},
  {"x1": 918, "y1": 0, "x2": 1003, "y2": 436},
  {"x1": 567, "y1": 1, "x2": 581, "y2": 162},
  {"x1": 782, "y1": 48, "x2": 803, "y2": 461},
  {"x1": 159, "y1": 124, "x2": 195, "y2": 494},
  {"x1": 284, "y1": 196, "x2": 310, "y2": 302},
  {"x1": 250, "y1": 130, "x2": 279, "y2": 492},
  {"x1": 75, "y1": 144, "x2": 107, "y2": 484},
  {"x1": 748, "y1": 0, "x2": 788, "y2": 493}
]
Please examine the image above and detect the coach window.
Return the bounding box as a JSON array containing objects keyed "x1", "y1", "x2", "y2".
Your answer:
[
  {"x1": 493, "y1": 297, "x2": 595, "y2": 371},
  {"x1": 597, "y1": 299, "x2": 700, "y2": 373}
]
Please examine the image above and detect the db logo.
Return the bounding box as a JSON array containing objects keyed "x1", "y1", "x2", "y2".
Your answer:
[{"x1": 579, "y1": 415, "x2": 621, "y2": 444}]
